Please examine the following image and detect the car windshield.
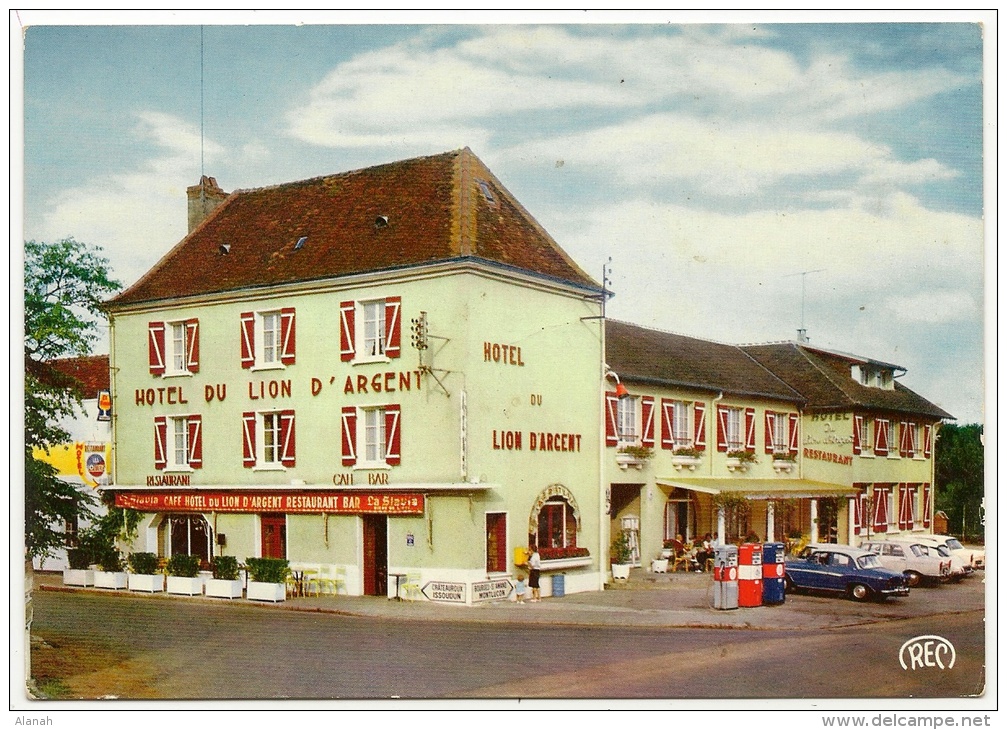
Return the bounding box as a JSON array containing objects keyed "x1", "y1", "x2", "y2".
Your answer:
[
  {"x1": 946, "y1": 539, "x2": 964, "y2": 550},
  {"x1": 857, "y1": 554, "x2": 883, "y2": 570}
]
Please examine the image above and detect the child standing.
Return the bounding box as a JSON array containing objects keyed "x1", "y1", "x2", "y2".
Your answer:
[{"x1": 514, "y1": 573, "x2": 527, "y2": 604}]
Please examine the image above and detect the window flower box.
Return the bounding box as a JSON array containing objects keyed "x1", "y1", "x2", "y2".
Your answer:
[
  {"x1": 539, "y1": 547, "x2": 591, "y2": 571},
  {"x1": 772, "y1": 455, "x2": 796, "y2": 474},
  {"x1": 726, "y1": 450, "x2": 756, "y2": 473},
  {"x1": 671, "y1": 454, "x2": 702, "y2": 471}
]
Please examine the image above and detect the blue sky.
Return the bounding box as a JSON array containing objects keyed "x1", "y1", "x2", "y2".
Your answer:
[{"x1": 16, "y1": 11, "x2": 990, "y2": 425}]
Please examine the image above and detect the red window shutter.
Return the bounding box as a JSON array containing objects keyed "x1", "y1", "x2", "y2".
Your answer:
[
  {"x1": 898, "y1": 421, "x2": 909, "y2": 457},
  {"x1": 923, "y1": 424, "x2": 933, "y2": 458},
  {"x1": 242, "y1": 412, "x2": 256, "y2": 468},
  {"x1": 693, "y1": 402, "x2": 706, "y2": 451},
  {"x1": 852, "y1": 486, "x2": 863, "y2": 536},
  {"x1": 716, "y1": 405, "x2": 729, "y2": 452},
  {"x1": 788, "y1": 413, "x2": 800, "y2": 455},
  {"x1": 187, "y1": 415, "x2": 202, "y2": 468},
  {"x1": 384, "y1": 405, "x2": 401, "y2": 465},
  {"x1": 640, "y1": 396, "x2": 655, "y2": 448},
  {"x1": 906, "y1": 485, "x2": 916, "y2": 530},
  {"x1": 922, "y1": 484, "x2": 931, "y2": 527},
  {"x1": 341, "y1": 406, "x2": 358, "y2": 466},
  {"x1": 148, "y1": 322, "x2": 166, "y2": 375},
  {"x1": 764, "y1": 411, "x2": 775, "y2": 454},
  {"x1": 240, "y1": 312, "x2": 255, "y2": 369},
  {"x1": 852, "y1": 415, "x2": 862, "y2": 455},
  {"x1": 605, "y1": 393, "x2": 619, "y2": 447},
  {"x1": 279, "y1": 410, "x2": 296, "y2": 468},
  {"x1": 184, "y1": 319, "x2": 200, "y2": 373},
  {"x1": 875, "y1": 419, "x2": 889, "y2": 456},
  {"x1": 339, "y1": 301, "x2": 356, "y2": 362},
  {"x1": 745, "y1": 407, "x2": 756, "y2": 451},
  {"x1": 873, "y1": 486, "x2": 888, "y2": 533},
  {"x1": 897, "y1": 483, "x2": 908, "y2": 530},
  {"x1": 384, "y1": 297, "x2": 401, "y2": 359},
  {"x1": 280, "y1": 308, "x2": 296, "y2": 365},
  {"x1": 154, "y1": 416, "x2": 167, "y2": 470},
  {"x1": 660, "y1": 399, "x2": 675, "y2": 450}
]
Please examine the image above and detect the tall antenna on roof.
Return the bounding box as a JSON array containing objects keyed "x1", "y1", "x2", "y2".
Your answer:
[{"x1": 784, "y1": 268, "x2": 825, "y2": 343}]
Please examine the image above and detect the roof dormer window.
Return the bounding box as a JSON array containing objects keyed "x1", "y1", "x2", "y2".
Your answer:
[{"x1": 852, "y1": 364, "x2": 894, "y2": 390}]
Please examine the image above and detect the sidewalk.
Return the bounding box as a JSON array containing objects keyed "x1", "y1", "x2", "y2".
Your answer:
[{"x1": 35, "y1": 568, "x2": 978, "y2": 631}]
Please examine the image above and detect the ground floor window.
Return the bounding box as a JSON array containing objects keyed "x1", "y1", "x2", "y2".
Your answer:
[
  {"x1": 486, "y1": 512, "x2": 508, "y2": 573},
  {"x1": 664, "y1": 491, "x2": 695, "y2": 542},
  {"x1": 537, "y1": 498, "x2": 577, "y2": 551},
  {"x1": 158, "y1": 514, "x2": 212, "y2": 565}
]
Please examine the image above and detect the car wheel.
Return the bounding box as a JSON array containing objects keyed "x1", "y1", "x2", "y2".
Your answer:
[
  {"x1": 849, "y1": 583, "x2": 871, "y2": 602},
  {"x1": 784, "y1": 576, "x2": 797, "y2": 594},
  {"x1": 905, "y1": 571, "x2": 922, "y2": 588}
]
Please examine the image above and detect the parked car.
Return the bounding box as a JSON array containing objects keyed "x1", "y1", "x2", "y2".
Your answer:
[
  {"x1": 877, "y1": 534, "x2": 973, "y2": 581},
  {"x1": 859, "y1": 540, "x2": 951, "y2": 587},
  {"x1": 929, "y1": 535, "x2": 984, "y2": 570},
  {"x1": 785, "y1": 544, "x2": 910, "y2": 602}
]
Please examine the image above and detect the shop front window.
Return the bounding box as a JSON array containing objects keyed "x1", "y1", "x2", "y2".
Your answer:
[
  {"x1": 159, "y1": 514, "x2": 211, "y2": 566},
  {"x1": 537, "y1": 498, "x2": 577, "y2": 551}
]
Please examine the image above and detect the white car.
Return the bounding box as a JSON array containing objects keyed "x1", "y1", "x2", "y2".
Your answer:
[
  {"x1": 878, "y1": 535, "x2": 973, "y2": 581},
  {"x1": 929, "y1": 535, "x2": 984, "y2": 570},
  {"x1": 859, "y1": 540, "x2": 952, "y2": 587}
]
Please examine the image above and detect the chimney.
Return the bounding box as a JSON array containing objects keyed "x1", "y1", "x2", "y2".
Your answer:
[{"x1": 186, "y1": 175, "x2": 228, "y2": 233}]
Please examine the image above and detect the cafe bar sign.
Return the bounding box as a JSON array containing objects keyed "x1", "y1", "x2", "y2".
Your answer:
[{"x1": 114, "y1": 490, "x2": 424, "y2": 515}]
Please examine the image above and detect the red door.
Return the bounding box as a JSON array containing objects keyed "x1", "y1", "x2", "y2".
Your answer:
[
  {"x1": 363, "y1": 515, "x2": 387, "y2": 596},
  {"x1": 261, "y1": 514, "x2": 286, "y2": 559},
  {"x1": 486, "y1": 513, "x2": 507, "y2": 573}
]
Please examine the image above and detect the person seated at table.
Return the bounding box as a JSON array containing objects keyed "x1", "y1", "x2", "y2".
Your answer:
[
  {"x1": 671, "y1": 534, "x2": 686, "y2": 556},
  {"x1": 694, "y1": 533, "x2": 715, "y2": 570}
]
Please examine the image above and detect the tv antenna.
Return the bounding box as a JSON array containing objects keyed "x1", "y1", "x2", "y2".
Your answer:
[{"x1": 784, "y1": 269, "x2": 825, "y2": 342}]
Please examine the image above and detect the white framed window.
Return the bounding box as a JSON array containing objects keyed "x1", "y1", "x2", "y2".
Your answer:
[
  {"x1": 911, "y1": 487, "x2": 921, "y2": 525},
  {"x1": 910, "y1": 424, "x2": 921, "y2": 458},
  {"x1": 771, "y1": 413, "x2": 787, "y2": 453},
  {"x1": 858, "y1": 417, "x2": 871, "y2": 454},
  {"x1": 617, "y1": 397, "x2": 639, "y2": 444},
  {"x1": 242, "y1": 410, "x2": 296, "y2": 470},
  {"x1": 339, "y1": 297, "x2": 401, "y2": 363},
  {"x1": 240, "y1": 308, "x2": 295, "y2": 370},
  {"x1": 154, "y1": 414, "x2": 202, "y2": 471},
  {"x1": 149, "y1": 319, "x2": 199, "y2": 376},
  {"x1": 341, "y1": 404, "x2": 401, "y2": 467},
  {"x1": 726, "y1": 407, "x2": 743, "y2": 451},
  {"x1": 673, "y1": 401, "x2": 690, "y2": 445},
  {"x1": 887, "y1": 490, "x2": 897, "y2": 527}
]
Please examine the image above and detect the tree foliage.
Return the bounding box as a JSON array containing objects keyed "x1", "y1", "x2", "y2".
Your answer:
[
  {"x1": 934, "y1": 423, "x2": 985, "y2": 540},
  {"x1": 24, "y1": 237, "x2": 121, "y2": 559}
]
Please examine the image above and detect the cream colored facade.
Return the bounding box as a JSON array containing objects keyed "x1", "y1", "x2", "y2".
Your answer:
[{"x1": 110, "y1": 262, "x2": 605, "y2": 600}]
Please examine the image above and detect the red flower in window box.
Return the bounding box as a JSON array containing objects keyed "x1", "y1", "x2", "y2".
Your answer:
[{"x1": 539, "y1": 546, "x2": 590, "y2": 560}]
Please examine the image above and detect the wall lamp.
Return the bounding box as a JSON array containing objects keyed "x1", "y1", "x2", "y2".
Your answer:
[{"x1": 604, "y1": 366, "x2": 631, "y2": 399}]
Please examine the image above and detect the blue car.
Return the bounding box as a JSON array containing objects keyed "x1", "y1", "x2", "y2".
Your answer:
[{"x1": 785, "y1": 544, "x2": 910, "y2": 602}]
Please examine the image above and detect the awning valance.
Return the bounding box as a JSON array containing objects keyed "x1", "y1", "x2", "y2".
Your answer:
[{"x1": 656, "y1": 476, "x2": 856, "y2": 501}]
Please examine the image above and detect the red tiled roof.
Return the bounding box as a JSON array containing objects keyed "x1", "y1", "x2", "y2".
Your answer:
[
  {"x1": 109, "y1": 149, "x2": 599, "y2": 307},
  {"x1": 743, "y1": 342, "x2": 952, "y2": 420},
  {"x1": 46, "y1": 355, "x2": 110, "y2": 397}
]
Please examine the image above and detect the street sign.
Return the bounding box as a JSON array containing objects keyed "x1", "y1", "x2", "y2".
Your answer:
[
  {"x1": 472, "y1": 579, "x2": 512, "y2": 603},
  {"x1": 422, "y1": 581, "x2": 466, "y2": 604}
]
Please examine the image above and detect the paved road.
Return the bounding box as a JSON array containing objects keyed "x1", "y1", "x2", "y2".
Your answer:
[{"x1": 30, "y1": 587, "x2": 986, "y2": 700}]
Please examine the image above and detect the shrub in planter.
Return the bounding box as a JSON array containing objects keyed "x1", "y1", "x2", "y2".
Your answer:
[
  {"x1": 67, "y1": 548, "x2": 91, "y2": 570},
  {"x1": 206, "y1": 555, "x2": 243, "y2": 599},
  {"x1": 127, "y1": 552, "x2": 164, "y2": 593},
  {"x1": 166, "y1": 554, "x2": 203, "y2": 596},
  {"x1": 93, "y1": 548, "x2": 128, "y2": 590},
  {"x1": 245, "y1": 557, "x2": 289, "y2": 602},
  {"x1": 64, "y1": 548, "x2": 95, "y2": 586}
]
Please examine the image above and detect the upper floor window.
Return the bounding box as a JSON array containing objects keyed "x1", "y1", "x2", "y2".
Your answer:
[
  {"x1": 242, "y1": 410, "x2": 296, "y2": 469},
  {"x1": 874, "y1": 418, "x2": 892, "y2": 456},
  {"x1": 854, "y1": 415, "x2": 873, "y2": 456},
  {"x1": 154, "y1": 414, "x2": 202, "y2": 471},
  {"x1": 899, "y1": 421, "x2": 923, "y2": 458},
  {"x1": 340, "y1": 297, "x2": 401, "y2": 363},
  {"x1": 851, "y1": 364, "x2": 894, "y2": 390},
  {"x1": 617, "y1": 397, "x2": 638, "y2": 443},
  {"x1": 241, "y1": 308, "x2": 296, "y2": 370},
  {"x1": 340, "y1": 404, "x2": 401, "y2": 468},
  {"x1": 149, "y1": 319, "x2": 199, "y2": 376},
  {"x1": 717, "y1": 405, "x2": 754, "y2": 453}
]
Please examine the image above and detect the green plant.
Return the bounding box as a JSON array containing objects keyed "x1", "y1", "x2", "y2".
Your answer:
[
  {"x1": 245, "y1": 557, "x2": 289, "y2": 584},
  {"x1": 727, "y1": 450, "x2": 757, "y2": 463},
  {"x1": 166, "y1": 553, "x2": 201, "y2": 578},
  {"x1": 673, "y1": 447, "x2": 702, "y2": 458},
  {"x1": 128, "y1": 552, "x2": 160, "y2": 575},
  {"x1": 772, "y1": 452, "x2": 796, "y2": 462},
  {"x1": 610, "y1": 531, "x2": 633, "y2": 564},
  {"x1": 211, "y1": 555, "x2": 240, "y2": 581},
  {"x1": 66, "y1": 548, "x2": 90, "y2": 570},
  {"x1": 617, "y1": 444, "x2": 654, "y2": 460}
]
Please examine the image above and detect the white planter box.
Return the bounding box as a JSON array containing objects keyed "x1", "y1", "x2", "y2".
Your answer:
[
  {"x1": 540, "y1": 557, "x2": 593, "y2": 571},
  {"x1": 93, "y1": 571, "x2": 128, "y2": 590},
  {"x1": 63, "y1": 568, "x2": 94, "y2": 587},
  {"x1": 611, "y1": 563, "x2": 631, "y2": 582},
  {"x1": 166, "y1": 576, "x2": 204, "y2": 596},
  {"x1": 247, "y1": 581, "x2": 286, "y2": 602},
  {"x1": 725, "y1": 457, "x2": 752, "y2": 473},
  {"x1": 651, "y1": 559, "x2": 669, "y2": 573},
  {"x1": 206, "y1": 578, "x2": 244, "y2": 599},
  {"x1": 615, "y1": 452, "x2": 645, "y2": 470},
  {"x1": 128, "y1": 573, "x2": 165, "y2": 593},
  {"x1": 772, "y1": 459, "x2": 796, "y2": 474}
]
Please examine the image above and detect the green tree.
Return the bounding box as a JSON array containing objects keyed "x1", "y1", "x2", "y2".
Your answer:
[
  {"x1": 934, "y1": 423, "x2": 985, "y2": 541},
  {"x1": 24, "y1": 237, "x2": 120, "y2": 559}
]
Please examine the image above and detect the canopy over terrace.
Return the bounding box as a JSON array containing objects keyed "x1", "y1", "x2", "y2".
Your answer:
[{"x1": 655, "y1": 476, "x2": 857, "y2": 545}]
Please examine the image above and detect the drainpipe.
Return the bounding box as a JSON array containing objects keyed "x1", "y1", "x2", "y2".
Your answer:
[
  {"x1": 598, "y1": 323, "x2": 609, "y2": 591},
  {"x1": 109, "y1": 315, "x2": 117, "y2": 491},
  {"x1": 711, "y1": 392, "x2": 725, "y2": 544}
]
